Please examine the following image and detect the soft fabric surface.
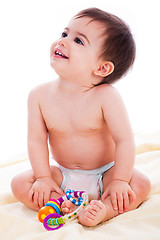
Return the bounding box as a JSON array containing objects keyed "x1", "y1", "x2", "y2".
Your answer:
[{"x1": 0, "y1": 130, "x2": 160, "y2": 240}]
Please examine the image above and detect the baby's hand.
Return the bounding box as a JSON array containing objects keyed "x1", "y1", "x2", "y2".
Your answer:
[
  {"x1": 28, "y1": 176, "x2": 64, "y2": 209},
  {"x1": 101, "y1": 180, "x2": 136, "y2": 213}
]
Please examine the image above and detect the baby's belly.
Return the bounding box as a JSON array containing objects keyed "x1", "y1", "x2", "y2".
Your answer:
[{"x1": 49, "y1": 133, "x2": 115, "y2": 170}]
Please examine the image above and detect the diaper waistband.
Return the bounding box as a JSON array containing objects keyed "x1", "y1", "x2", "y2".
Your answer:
[{"x1": 57, "y1": 161, "x2": 114, "y2": 175}]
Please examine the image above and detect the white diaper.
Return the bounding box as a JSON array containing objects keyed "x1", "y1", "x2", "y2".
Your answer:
[{"x1": 57, "y1": 162, "x2": 114, "y2": 201}]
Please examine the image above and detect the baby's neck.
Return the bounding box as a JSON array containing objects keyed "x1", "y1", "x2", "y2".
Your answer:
[{"x1": 57, "y1": 78, "x2": 94, "y2": 94}]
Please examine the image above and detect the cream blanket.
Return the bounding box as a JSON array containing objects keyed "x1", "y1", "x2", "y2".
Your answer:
[{"x1": 0, "y1": 130, "x2": 160, "y2": 240}]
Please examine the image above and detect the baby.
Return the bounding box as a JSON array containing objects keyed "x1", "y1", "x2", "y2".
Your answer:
[{"x1": 11, "y1": 8, "x2": 151, "y2": 227}]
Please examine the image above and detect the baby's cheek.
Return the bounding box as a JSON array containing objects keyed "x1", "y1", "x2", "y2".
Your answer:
[{"x1": 50, "y1": 42, "x2": 57, "y2": 57}]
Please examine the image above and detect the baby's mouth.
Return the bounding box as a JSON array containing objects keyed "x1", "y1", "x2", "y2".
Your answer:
[{"x1": 54, "y1": 49, "x2": 68, "y2": 59}]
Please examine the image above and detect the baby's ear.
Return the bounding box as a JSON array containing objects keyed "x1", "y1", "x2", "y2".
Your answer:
[{"x1": 94, "y1": 61, "x2": 114, "y2": 77}]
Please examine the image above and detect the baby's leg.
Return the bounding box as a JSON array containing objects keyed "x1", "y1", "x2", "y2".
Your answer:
[
  {"x1": 11, "y1": 165, "x2": 63, "y2": 211},
  {"x1": 78, "y1": 168, "x2": 151, "y2": 227},
  {"x1": 101, "y1": 168, "x2": 151, "y2": 222}
]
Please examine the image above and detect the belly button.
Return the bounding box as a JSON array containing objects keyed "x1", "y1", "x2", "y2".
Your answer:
[{"x1": 75, "y1": 166, "x2": 81, "y2": 169}]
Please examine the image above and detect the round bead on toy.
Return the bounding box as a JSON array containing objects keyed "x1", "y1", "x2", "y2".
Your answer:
[
  {"x1": 38, "y1": 198, "x2": 62, "y2": 223},
  {"x1": 38, "y1": 206, "x2": 56, "y2": 223},
  {"x1": 38, "y1": 189, "x2": 88, "y2": 231}
]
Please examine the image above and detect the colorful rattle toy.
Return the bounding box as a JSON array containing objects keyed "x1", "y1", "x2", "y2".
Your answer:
[{"x1": 38, "y1": 189, "x2": 88, "y2": 231}]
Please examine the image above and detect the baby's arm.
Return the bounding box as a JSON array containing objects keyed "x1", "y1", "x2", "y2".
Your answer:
[
  {"x1": 100, "y1": 86, "x2": 136, "y2": 212},
  {"x1": 27, "y1": 88, "x2": 63, "y2": 208}
]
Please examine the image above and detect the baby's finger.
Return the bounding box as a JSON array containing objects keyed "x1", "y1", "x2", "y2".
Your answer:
[
  {"x1": 123, "y1": 192, "x2": 129, "y2": 212},
  {"x1": 38, "y1": 192, "x2": 44, "y2": 208},
  {"x1": 117, "y1": 193, "x2": 124, "y2": 213},
  {"x1": 33, "y1": 192, "x2": 39, "y2": 209},
  {"x1": 28, "y1": 189, "x2": 34, "y2": 202},
  {"x1": 54, "y1": 184, "x2": 64, "y2": 195},
  {"x1": 101, "y1": 191, "x2": 109, "y2": 202},
  {"x1": 128, "y1": 189, "x2": 136, "y2": 202},
  {"x1": 44, "y1": 191, "x2": 50, "y2": 206},
  {"x1": 51, "y1": 181, "x2": 64, "y2": 195},
  {"x1": 111, "y1": 193, "x2": 118, "y2": 211}
]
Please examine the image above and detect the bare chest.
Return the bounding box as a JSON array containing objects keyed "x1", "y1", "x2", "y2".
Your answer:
[{"x1": 40, "y1": 94, "x2": 104, "y2": 134}]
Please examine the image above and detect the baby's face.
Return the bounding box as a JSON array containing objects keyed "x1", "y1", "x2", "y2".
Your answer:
[{"x1": 50, "y1": 17, "x2": 106, "y2": 82}]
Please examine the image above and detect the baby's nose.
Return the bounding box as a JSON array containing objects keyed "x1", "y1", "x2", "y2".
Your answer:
[{"x1": 58, "y1": 37, "x2": 68, "y2": 47}]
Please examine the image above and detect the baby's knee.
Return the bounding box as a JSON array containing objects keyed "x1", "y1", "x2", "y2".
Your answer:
[
  {"x1": 11, "y1": 174, "x2": 27, "y2": 199},
  {"x1": 142, "y1": 175, "x2": 151, "y2": 196},
  {"x1": 136, "y1": 174, "x2": 151, "y2": 200},
  {"x1": 11, "y1": 175, "x2": 21, "y2": 196},
  {"x1": 11, "y1": 169, "x2": 35, "y2": 196}
]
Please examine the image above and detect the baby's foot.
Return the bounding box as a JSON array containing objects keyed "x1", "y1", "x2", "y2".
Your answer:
[
  {"x1": 61, "y1": 200, "x2": 77, "y2": 215},
  {"x1": 78, "y1": 200, "x2": 107, "y2": 227}
]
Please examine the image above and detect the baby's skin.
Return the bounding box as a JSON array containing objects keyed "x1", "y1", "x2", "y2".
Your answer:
[
  {"x1": 11, "y1": 10, "x2": 151, "y2": 227},
  {"x1": 61, "y1": 199, "x2": 106, "y2": 226}
]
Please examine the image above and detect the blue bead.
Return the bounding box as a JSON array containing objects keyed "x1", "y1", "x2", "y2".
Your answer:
[
  {"x1": 78, "y1": 197, "x2": 83, "y2": 202},
  {"x1": 66, "y1": 189, "x2": 71, "y2": 194},
  {"x1": 72, "y1": 199, "x2": 76, "y2": 204}
]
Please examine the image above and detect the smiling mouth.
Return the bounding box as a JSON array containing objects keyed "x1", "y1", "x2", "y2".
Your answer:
[{"x1": 54, "y1": 50, "x2": 68, "y2": 59}]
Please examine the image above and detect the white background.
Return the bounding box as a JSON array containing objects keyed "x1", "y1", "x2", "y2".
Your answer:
[{"x1": 0, "y1": 0, "x2": 160, "y2": 162}]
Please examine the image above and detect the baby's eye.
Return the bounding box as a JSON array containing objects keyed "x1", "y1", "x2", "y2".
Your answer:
[
  {"x1": 74, "y1": 37, "x2": 84, "y2": 45},
  {"x1": 61, "y1": 32, "x2": 67, "y2": 38}
]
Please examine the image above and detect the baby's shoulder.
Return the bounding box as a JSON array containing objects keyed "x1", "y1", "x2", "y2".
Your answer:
[
  {"x1": 30, "y1": 81, "x2": 54, "y2": 94},
  {"x1": 95, "y1": 84, "x2": 120, "y2": 101},
  {"x1": 28, "y1": 81, "x2": 55, "y2": 100},
  {"x1": 95, "y1": 84, "x2": 125, "y2": 112}
]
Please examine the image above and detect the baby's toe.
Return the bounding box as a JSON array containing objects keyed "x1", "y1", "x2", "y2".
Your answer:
[
  {"x1": 90, "y1": 203, "x2": 100, "y2": 213},
  {"x1": 78, "y1": 200, "x2": 107, "y2": 226},
  {"x1": 61, "y1": 200, "x2": 76, "y2": 214},
  {"x1": 61, "y1": 201, "x2": 70, "y2": 213},
  {"x1": 90, "y1": 200, "x2": 106, "y2": 210}
]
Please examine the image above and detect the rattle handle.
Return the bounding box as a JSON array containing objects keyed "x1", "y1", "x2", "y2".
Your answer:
[
  {"x1": 57, "y1": 190, "x2": 85, "y2": 204},
  {"x1": 57, "y1": 195, "x2": 68, "y2": 205}
]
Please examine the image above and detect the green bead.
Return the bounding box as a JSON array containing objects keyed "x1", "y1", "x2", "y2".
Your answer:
[
  {"x1": 61, "y1": 217, "x2": 65, "y2": 224},
  {"x1": 59, "y1": 217, "x2": 65, "y2": 224}
]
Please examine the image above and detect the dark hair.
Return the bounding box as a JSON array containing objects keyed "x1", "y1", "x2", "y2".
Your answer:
[{"x1": 75, "y1": 8, "x2": 136, "y2": 85}]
